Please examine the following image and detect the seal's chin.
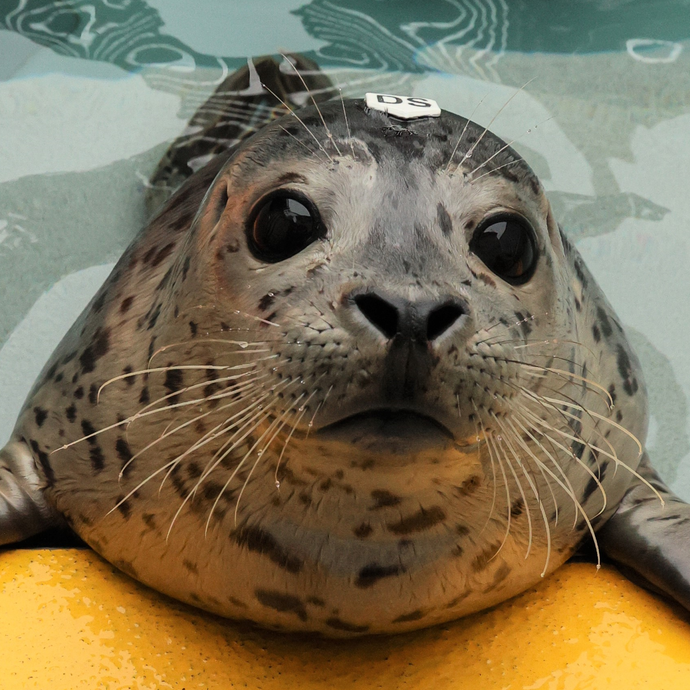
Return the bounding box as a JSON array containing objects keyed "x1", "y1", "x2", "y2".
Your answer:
[{"x1": 316, "y1": 409, "x2": 455, "y2": 455}]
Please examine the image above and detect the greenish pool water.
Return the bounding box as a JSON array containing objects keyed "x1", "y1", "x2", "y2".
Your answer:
[{"x1": 0, "y1": 0, "x2": 689, "y2": 498}]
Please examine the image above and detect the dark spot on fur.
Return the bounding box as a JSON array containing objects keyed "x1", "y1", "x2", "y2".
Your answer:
[
  {"x1": 62, "y1": 351, "x2": 77, "y2": 365},
  {"x1": 30, "y1": 439, "x2": 55, "y2": 485},
  {"x1": 189, "y1": 321, "x2": 197, "y2": 337},
  {"x1": 65, "y1": 404, "x2": 77, "y2": 422},
  {"x1": 392, "y1": 609, "x2": 425, "y2": 623},
  {"x1": 81, "y1": 419, "x2": 96, "y2": 438},
  {"x1": 187, "y1": 462, "x2": 202, "y2": 479},
  {"x1": 616, "y1": 345, "x2": 638, "y2": 396},
  {"x1": 437, "y1": 203, "x2": 453, "y2": 236},
  {"x1": 90, "y1": 445, "x2": 105, "y2": 472},
  {"x1": 514, "y1": 311, "x2": 532, "y2": 336},
  {"x1": 592, "y1": 324, "x2": 601, "y2": 343},
  {"x1": 608, "y1": 384, "x2": 617, "y2": 406},
  {"x1": 307, "y1": 596, "x2": 325, "y2": 607},
  {"x1": 356, "y1": 563, "x2": 402, "y2": 588},
  {"x1": 117, "y1": 499, "x2": 131, "y2": 519},
  {"x1": 354, "y1": 523, "x2": 373, "y2": 538},
  {"x1": 89, "y1": 383, "x2": 98, "y2": 405},
  {"x1": 574, "y1": 296, "x2": 582, "y2": 312},
  {"x1": 510, "y1": 499, "x2": 524, "y2": 518},
  {"x1": 79, "y1": 327, "x2": 110, "y2": 374},
  {"x1": 142, "y1": 513, "x2": 156, "y2": 529},
  {"x1": 387, "y1": 506, "x2": 446, "y2": 535},
  {"x1": 33, "y1": 407, "x2": 48, "y2": 427},
  {"x1": 455, "y1": 475, "x2": 481, "y2": 496},
  {"x1": 181, "y1": 256, "x2": 191, "y2": 281},
  {"x1": 472, "y1": 543, "x2": 502, "y2": 571},
  {"x1": 226, "y1": 238, "x2": 240, "y2": 253},
  {"x1": 147, "y1": 303, "x2": 162, "y2": 330},
  {"x1": 156, "y1": 268, "x2": 173, "y2": 291},
  {"x1": 115, "y1": 438, "x2": 133, "y2": 475},
  {"x1": 120, "y1": 296, "x2": 134, "y2": 314},
  {"x1": 143, "y1": 246, "x2": 157, "y2": 265},
  {"x1": 597, "y1": 306, "x2": 613, "y2": 338},
  {"x1": 369, "y1": 489, "x2": 401, "y2": 510},
  {"x1": 164, "y1": 367, "x2": 184, "y2": 401},
  {"x1": 183, "y1": 559, "x2": 198, "y2": 574},
  {"x1": 234, "y1": 526, "x2": 303, "y2": 573},
  {"x1": 485, "y1": 563, "x2": 511, "y2": 591},
  {"x1": 326, "y1": 617, "x2": 369, "y2": 633},
  {"x1": 122, "y1": 365, "x2": 135, "y2": 385},
  {"x1": 74, "y1": 386, "x2": 84, "y2": 399},
  {"x1": 139, "y1": 387, "x2": 150, "y2": 404},
  {"x1": 113, "y1": 559, "x2": 137, "y2": 579},
  {"x1": 259, "y1": 293, "x2": 275, "y2": 311},
  {"x1": 255, "y1": 590, "x2": 307, "y2": 621}
]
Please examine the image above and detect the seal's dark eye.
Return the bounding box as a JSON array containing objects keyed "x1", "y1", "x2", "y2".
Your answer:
[
  {"x1": 469, "y1": 214, "x2": 537, "y2": 284},
  {"x1": 247, "y1": 191, "x2": 323, "y2": 263}
]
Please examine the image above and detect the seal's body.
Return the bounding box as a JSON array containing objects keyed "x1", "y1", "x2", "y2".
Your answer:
[{"x1": 2, "y1": 60, "x2": 689, "y2": 636}]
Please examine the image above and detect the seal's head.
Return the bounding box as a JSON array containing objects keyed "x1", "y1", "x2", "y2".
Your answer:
[
  {"x1": 183, "y1": 98, "x2": 563, "y2": 456},
  {"x1": 22, "y1": 96, "x2": 648, "y2": 635}
]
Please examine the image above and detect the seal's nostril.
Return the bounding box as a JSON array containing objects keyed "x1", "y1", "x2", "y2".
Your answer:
[
  {"x1": 426, "y1": 303, "x2": 465, "y2": 341},
  {"x1": 354, "y1": 294, "x2": 399, "y2": 339}
]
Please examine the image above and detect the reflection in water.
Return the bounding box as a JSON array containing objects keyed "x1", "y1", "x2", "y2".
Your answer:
[
  {"x1": 627, "y1": 328, "x2": 690, "y2": 486},
  {"x1": 2, "y1": 0, "x2": 689, "y2": 80},
  {"x1": 548, "y1": 191, "x2": 669, "y2": 244},
  {"x1": 1, "y1": 0, "x2": 688, "y2": 488}
]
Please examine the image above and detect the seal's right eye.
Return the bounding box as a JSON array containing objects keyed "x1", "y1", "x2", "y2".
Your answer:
[
  {"x1": 469, "y1": 213, "x2": 538, "y2": 285},
  {"x1": 247, "y1": 191, "x2": 324, "y2": 263}
]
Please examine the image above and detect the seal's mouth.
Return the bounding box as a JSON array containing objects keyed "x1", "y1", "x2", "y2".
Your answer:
[{"x1": 316, "y1": 409, "x2": 455, "y2": 454}]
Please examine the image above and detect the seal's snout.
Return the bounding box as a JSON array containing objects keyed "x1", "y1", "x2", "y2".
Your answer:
[{"x1": 352, "y1": 290, "x2": 466, "y2": 344}]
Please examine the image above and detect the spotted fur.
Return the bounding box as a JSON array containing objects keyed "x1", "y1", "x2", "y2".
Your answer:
[{"x1": 0, "y1": 61, "x2": 687, "y2": 636}]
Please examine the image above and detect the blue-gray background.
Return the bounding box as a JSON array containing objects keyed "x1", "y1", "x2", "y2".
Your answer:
[{"x1": 0, "y1": 0, "x2": 689, "y2": 496}]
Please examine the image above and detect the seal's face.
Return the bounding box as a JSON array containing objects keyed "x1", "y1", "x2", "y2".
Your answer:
[
  {"x1": 190, "y1": 104, "x2": 565, "y2": 461},
  {"x1": 18, "y1": 99, "x2": 648, "y2": 635}
]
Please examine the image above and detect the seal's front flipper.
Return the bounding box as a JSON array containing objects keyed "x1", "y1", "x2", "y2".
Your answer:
[
  {"x1": 0, "y1": 441, "x2": 58, "y2": 546},
  {"x1": 146, "y1": 53, "x2": 336, "y2": 216},
  {"x1": 598, "y1": 453, "x2": 690, "y2": 611}
]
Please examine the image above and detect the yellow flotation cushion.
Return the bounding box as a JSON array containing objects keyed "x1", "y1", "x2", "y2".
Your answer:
[{"x1": 1, "y1": 549, "x2": 690, "y2": 688}]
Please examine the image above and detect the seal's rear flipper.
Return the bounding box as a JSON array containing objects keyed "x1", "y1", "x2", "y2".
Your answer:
[
  {"x1": 0, "y1": 441, "x2": 59, "y2": 546},
  {"x1": 598, "y1": 453, "x2": 690, "y2": 611},
  {"x1": 146, "y1": 53, "x2": 336, "y2": 216}
]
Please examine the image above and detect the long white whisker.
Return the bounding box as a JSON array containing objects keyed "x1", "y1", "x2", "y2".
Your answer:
[
  {"x1": 468, "y1": 116, "x2": 553, "y2": 179},
  {"x1": 280, "y1": 53, "x2": 342, "y2": 156},
  {"x1": 261, "y1": 83, "x2": 333, "y2": 162},
  {"x1": 492, "y1": 413, "x2": 533, "y2": 559},
  {"x1": 457, "y1": 78, "x2": 536, "y2": 172},
  {"x1": 494, "y1": 413, "x2": 553, "y2": 575}
]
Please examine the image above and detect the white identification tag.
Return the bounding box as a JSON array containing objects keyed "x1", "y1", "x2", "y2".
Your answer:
[{"x1": 365, "y1": 93, "x2": 441, "y2": 120}]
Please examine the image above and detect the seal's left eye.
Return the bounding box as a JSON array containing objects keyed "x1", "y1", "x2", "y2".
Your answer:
[
  {"x1": 247, "y1": 191, "x2": 323, "y2": 263},
  {"x1": 469, "y1": 214, "x2": 537, "y2": 285}
]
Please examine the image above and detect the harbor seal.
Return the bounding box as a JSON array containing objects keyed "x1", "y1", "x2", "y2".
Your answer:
[{"x1": 1, "y1": 57, "x2": 689, "y2": 636}]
